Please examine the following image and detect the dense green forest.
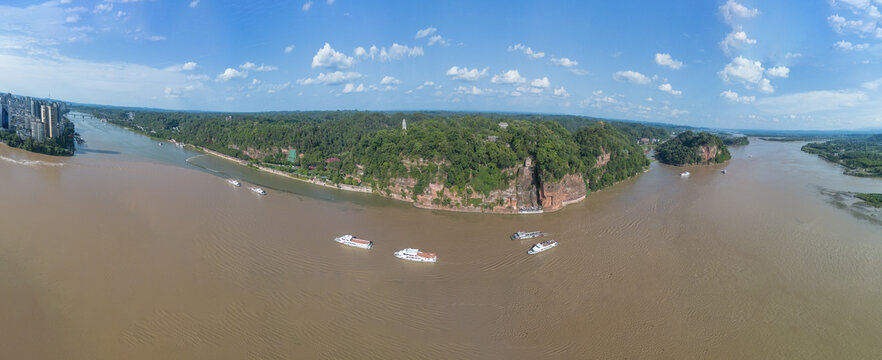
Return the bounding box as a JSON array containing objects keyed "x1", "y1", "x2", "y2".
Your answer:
[
  {"x1": 855, "y1": 193, "x2": 882, "y2": 207},
  {"x1": 654, "y1": 131, "x2": 731, "y2": 166},
  {"x1": 81, "y1": 107, "x2": 654, "y2": 197},
  {"x1": 722, "y1": 136, "x2": 750, "y2": 146},
  {"x1": 801, "y1": 135, "x2": 882, "y2": 177},
  {"x1": 0, "y1": 123, "x2": 76, "y2": 156}
]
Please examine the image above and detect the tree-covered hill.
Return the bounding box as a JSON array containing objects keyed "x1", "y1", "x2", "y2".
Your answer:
[
  {"x1": 654, "y1": 131, "x2": 731, "y2": 166},
  {"x1": 80, "y1": 107, "x2": 656, "y2": 210},
  {"x1": 802, "y1": 135, "x2": 882, "y2": 177}
]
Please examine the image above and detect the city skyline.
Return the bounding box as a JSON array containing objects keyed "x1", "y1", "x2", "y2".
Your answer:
[{"x1": 1, "y1": 0, "x2": 882, "y2": 130}]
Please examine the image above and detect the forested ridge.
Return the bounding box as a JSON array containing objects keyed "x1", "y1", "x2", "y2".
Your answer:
[
  {"x1": 802, "y1": 134, "x2": 882, "y2": 177},
  {"x1": 80, "y1": 107, "x2": 658, "y2": 200}
]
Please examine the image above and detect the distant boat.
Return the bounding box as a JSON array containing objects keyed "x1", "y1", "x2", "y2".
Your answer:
[
  {"x1": 227, "y1": 179, "x2": 241, "y2": 187},
  {"x1": 250, "y1": 187, "x2": 266, "y2": 195},
  {"x1": 527, "y1": 240, "x2": 558, "y2": 255},
  {"x1": 680, "y1": 171, "x2": 690, "y2": 177},
  {"x1": 394, "y1": 248, "x2": 437, "y2": 263},
  {"x1": 721, "y1": 170, "x2": 727, "y2": 174},
  {"x1": 511, "y1": 231, "x2": 543, "y2": 240},
  {"x1": 334, "y1": 235, "x2": 372, "y2": 249}
]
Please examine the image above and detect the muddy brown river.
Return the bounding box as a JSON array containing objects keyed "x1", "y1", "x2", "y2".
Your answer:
[{"x1": 0, "y1": 114, "x2": 880, "y2": 359}]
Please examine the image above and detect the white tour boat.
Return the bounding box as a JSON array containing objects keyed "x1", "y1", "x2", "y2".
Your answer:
[
  {"x1": 680, "y1": 171, "x2": 690, "y2": 177},
  {"x1": 250, "y1": 187, "x2": 266, "y2": 195},
  {"x1": 394, "y1": 248, "x2": 437, "y2": 263},
  {"x1": 227, "y1": 179, "x2": 241, "y2": 187},
  {"x1": 334, "y1": 235, "x2": 373, "y2": 249},
  {"x1": 527, "y1": 240, "x2": 558, "y2": 255}
]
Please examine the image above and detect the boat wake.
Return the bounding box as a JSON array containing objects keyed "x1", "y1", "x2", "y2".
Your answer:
[{"x1": 0, "y1": 155, "x2": 64, "y2": 167}]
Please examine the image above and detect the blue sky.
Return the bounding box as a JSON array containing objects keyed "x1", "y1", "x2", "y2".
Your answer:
[{"x1": 1, "y1": 0, "x2": 882, "y2": 130}]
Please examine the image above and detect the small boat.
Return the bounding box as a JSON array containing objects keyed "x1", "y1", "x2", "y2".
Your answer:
[
  {"x1": 394, "y1": 248, "x2": 437, "y2": 263},
  {"x1": 511, "y1": 231, "x2": 543, "y2": 240},
  {"x1": 527, "y1": 240, "x2": 558, "y2": 255},
  {"x1": 250, "y1": 187, "x2": 266, "y2": 195},
  {"x1": 227, "y1": 179, "x2": 241, "y2": 187},
  {"x1": 334, "y1": 235, "x2": 372, "y2": 249},
  {"x1": 721, "y1": 170, "x2": 727, "y2": 174},
  {"x1": 680, "y1": 171, "x2": 690, "y2": 177}
]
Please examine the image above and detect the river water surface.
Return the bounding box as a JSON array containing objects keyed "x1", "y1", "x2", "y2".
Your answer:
[{"x1": 0, "y1": 113, "x2": 880, "y2": 359}]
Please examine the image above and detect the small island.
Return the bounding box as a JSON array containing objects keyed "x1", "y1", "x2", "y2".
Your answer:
[
  {"x1": 654, "y1": 131, "x2": 731, "y2": 166},
  {"x1": 0, "y1": 93, "x2": 76, "y2": 156},
  {"x1": 722, "y1": 135, "x2": 750, "y2": 146},
  {"x1": 856, "y1": 193, "x2": 882, "y2": 208},
  {"x1": 801, "y1": 134, "x2": 882, "y2": 177}
]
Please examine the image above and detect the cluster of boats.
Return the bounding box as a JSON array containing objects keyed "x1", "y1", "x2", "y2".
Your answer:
[
  {"x1": 227, "y1": 178, "x2": 266, "y2": 195},
  {"x1": 511, "y1": 230, "x2": 558, "y2": 254},
  {"x1": 333, "y1": 229, "x2": 557, "y2": 262}
]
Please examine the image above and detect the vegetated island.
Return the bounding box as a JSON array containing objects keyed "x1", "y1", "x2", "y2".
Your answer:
[
  {"x1": 801, "y1": 134, "x2": 882, "y2": 177},
  {"x1": 856, "y1": 193, "x2": 882, "y2": 208},
  {"x1": 722, "y1": 135, "x2": 749, "y2": 146},
  {"x1": 82, "y1": 107, "x2": 669, "y2": 214},
  {"x1": 654, "y1": 131, "x2": 731, "y2": 166}
]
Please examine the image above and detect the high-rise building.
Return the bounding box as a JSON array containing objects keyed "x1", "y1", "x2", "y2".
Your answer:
[
  {"x1": 1, "y1": 104, "x2": 8, "y2": 130},
  {"x1": 31, "y1": 118, "x2": 45, "y2": 142},
  {"x1": 41, "y1": 104, "x2": 59, "y2": 138}
]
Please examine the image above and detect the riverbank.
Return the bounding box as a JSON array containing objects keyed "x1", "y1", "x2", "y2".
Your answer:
[{"x1": 188, "y1": 144, "x2": 374, "y2": 194}]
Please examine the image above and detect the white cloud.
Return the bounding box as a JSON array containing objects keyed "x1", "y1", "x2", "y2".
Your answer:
[
  {"x1": 189, "y1": 0, "x2": 200, "y2": 8},
  {"x1": 671, "y1": 109, "x2": 689, "y2": 117},
  {"x1": 654, "y1": 53, "x2": 683, "y2": 69},
  {"x1": 302, "y1": 1, "x2": 313, "y2": 11},
  {"x1": 428, "y1": 34, "x2": 450, "y2": 46},
  {"x1": 454, "y1": 85, "x2": 496, "y2": 95},
  {"x1": 613, "y1": 70, "x2": 651, "y2": 84},
  {"x1": 164, "y1": 83, "x2": 203, "y2": 99},
  {"x1": 416, "y1": 26, "x2": 437, "y2": 39},
  {"x1": 380, "y1": 76, "x2": 400, "y2": 85},
  {"x1": 216, "y1": 68, "x2": 247, "y2": 82},
  {"x1": 164, "y1": 61, "x2": 197, "y2": 72},
  {"x1": 116, "y1": 10, "x2": 126, "y2": 17},
  {"x1": 342, "y1": 83, "x2": 367, "y2": 93},
  {"x1": 284, "y1": 45, "x2": 295, "y2": 53},
  {"x1": 720, "y1": 29, "x2": 757, "y2": 55},
  {"x1": 415, "y1": 81, "x2": 435, "y2": 90},
  {"x1": 94, "y1": 3, "x2": 112, "y2": 13},
  {"x1": 553, "y1": 87, "x2": 570, "y2": 98},
  {"x1": 530, "y1": 77, "x2": 551, "y2": 88},
  {"x1": 720, "y1": 0, "x2": 758, "y2": 24},
  {"x1": 508, "y1": 44, "x2": 544, "y2": 59},
  {"x1": 834, "y1": 40, "x2": 870, "y2": 51},
  {"x1": 65, "y1": 14, "x2": 79, "y2": 23},
  {"x1": 446, "y1": 66, "x2": 488, "y2": 81},
  {"x1": 327, "y1": 0, "x2": 335, "y2": 4},
  {"x1": 379, "y1": 43, "x2": 423, "y2": 61},
  {"x1": 266, "y1": 81, "x2": 291, "y2": 94},
  {"x1": 756, "y1": 90, "x2": 867, "y2": 114},
  {"x1": 491, "y1": 69, "x2": 526, "y2": 84},
  {"x1": 765, "y1": 65, "x2": 790, "y2": 78},
  {"x1": 720, "y1": 90, "x2": 755, "y2": 104},
  {"x1": 60, "y1": 0, "x2": 72, "y2": 3},
  {"x1": 657, "y1": 83, "x2": 682, "y2": 95},
  {"x1": 146, "y1": 35, "x2": 166, "y2": 41},
  {"x1": 861, "y1": 77, "x2": 882, "y2": 90},
  {"x1": 312, "y1": 43, "x2": 355, "y2": 69},
  {"x1": 827, "y1": 14, "x2": 875, "y2": 34},
  {"x1": 551, "y1": 57, "x2": 578, "y2": 67},
  {"x1": 297, "y1": 71, "x2": 363, "y2": 85},
  {"x1": 240, "y1": 62, "x2": 277, "y2": 71},
  {"x1": 758, "y1": 78, "x2": 774, "y2": 93},
  {"x1": 719, "y1": 56, "x2": 775, "y2": 92}
]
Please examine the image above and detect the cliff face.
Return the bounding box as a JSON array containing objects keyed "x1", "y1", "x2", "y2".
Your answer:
[
  {"x1": 370, "y1": 160, "x2": 587, "y2": 214},
  {"x1": 538, "y1": 173, "x2": 587, "y2": 212},
  {"x1": 698, "y1": 145, "x2": 719, "y2": 162}
]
